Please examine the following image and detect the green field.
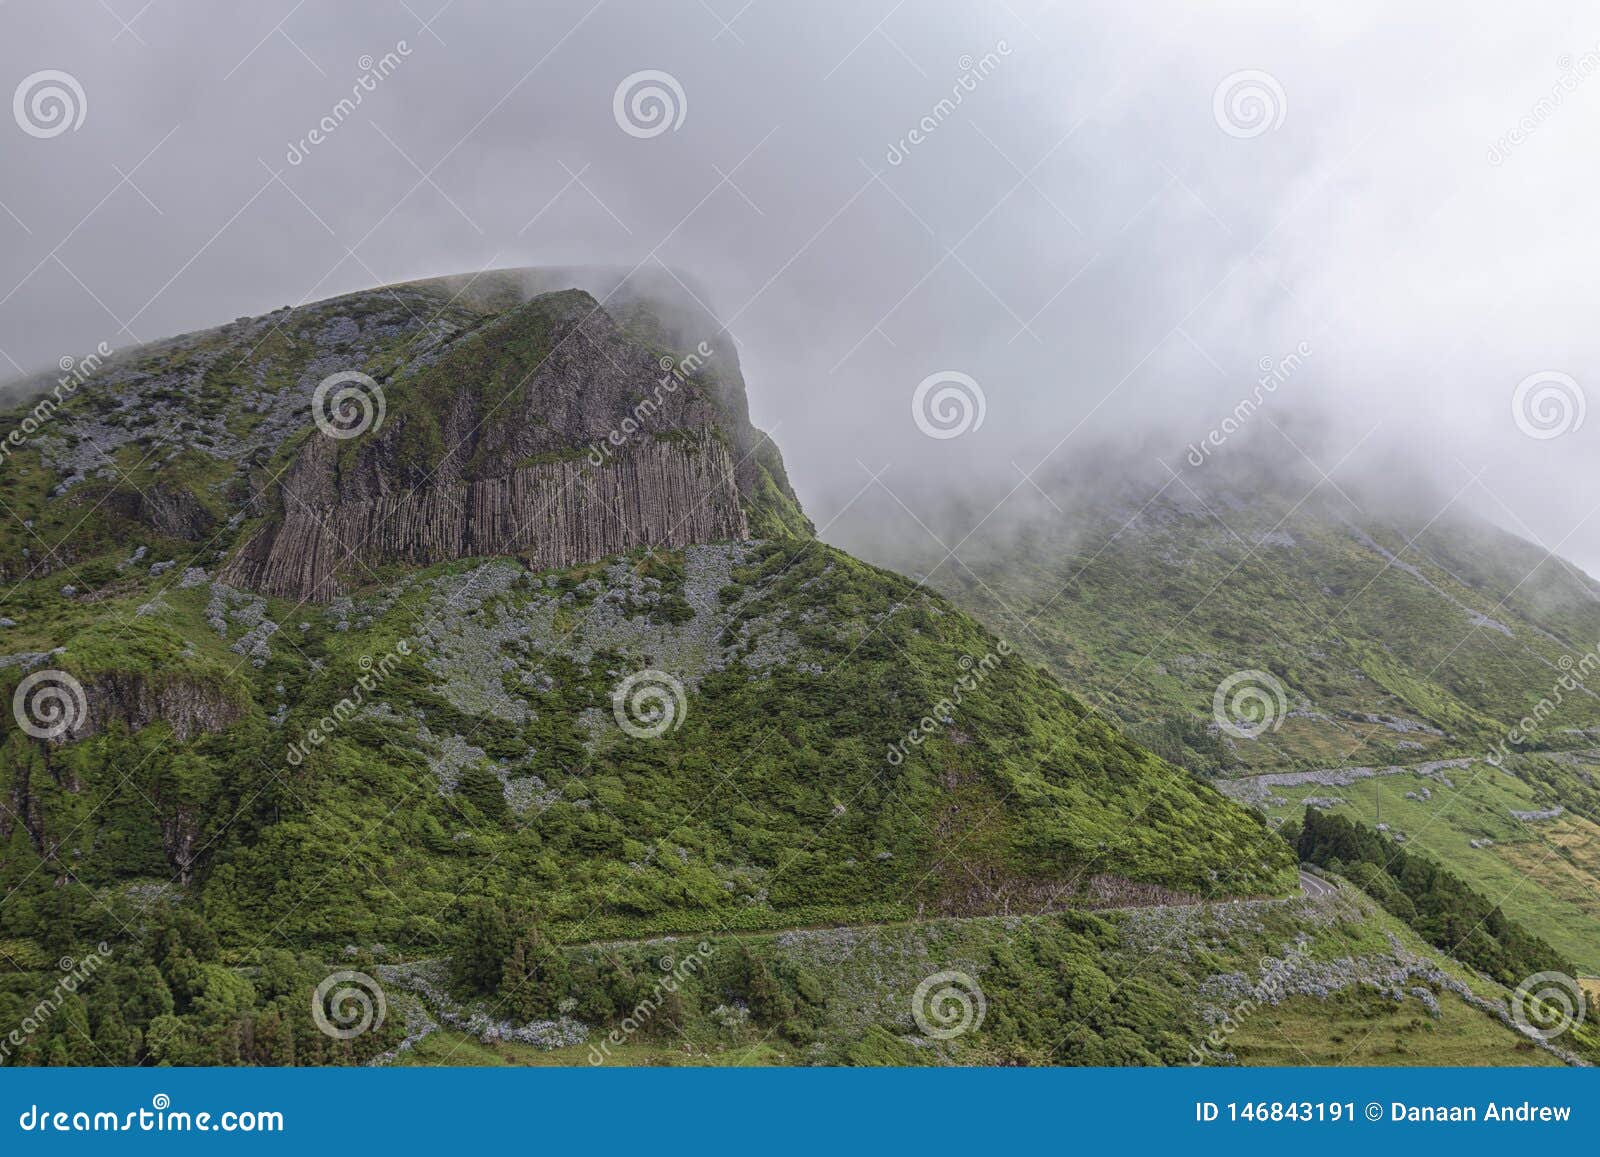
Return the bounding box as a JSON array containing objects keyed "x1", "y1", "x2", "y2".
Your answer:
[
  {"x1": 1228, "y1": 991, "x2": 1563, "y2": 1067},
  {"x1": 865, "y1": 472, "x2": 1600, "y2": 986},
  {"x1": 1245, "y1": 754, "x2": 1600, "y2": 973}
]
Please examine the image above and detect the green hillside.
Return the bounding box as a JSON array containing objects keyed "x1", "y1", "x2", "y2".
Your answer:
[
  {"x1": 890, "y1": 470, "x2": 1600, "y2": 777},
  {"x1": 1237, "y1": 752, "x2": 1600, "y2": 973},
  {"x1": 864, "y1": 459, "x2": 1600, "y2": 1017},
  {"x1": 1, "y1": 275, "x2": 1588, "y2": 1067},
  {"x1": 0, "y1": 273, "x2": 1331, "y2": 1067}
]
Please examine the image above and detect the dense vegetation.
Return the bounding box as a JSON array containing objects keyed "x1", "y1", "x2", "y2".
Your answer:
[
  {"x1": 12, "y1": 882, "x2": 1552, "y2": 1068},
  {"x1": 0, "y1": 542, "x2": 1294, "y2": 960},
  {"x1": 1, "y1": 273, "x2": 1587, "y2": 1068},
  {"x1": 444, "y1": 898, "x2": 1242, "y2": 1066},
  {"x1": 1249, "y1": 754, "x2": 1600, "y2": 974},
  {"x1": 0, "y1": 272, "x2": 1308, "y2": 1065},
  {"x1": 0, "y1": 904, "x2": 396, "y2": 1066},
  {"x1": 874, "y1": 464, "x2": 1600, "y2": 777},
  {"x1": 1295, "y1": 808, "x2": 1570, "y2": 986}
]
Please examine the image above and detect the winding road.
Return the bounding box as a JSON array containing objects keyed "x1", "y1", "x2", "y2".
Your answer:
[{"x1": 1299, "y1": 868, "x2": 1339, "y2": 898}]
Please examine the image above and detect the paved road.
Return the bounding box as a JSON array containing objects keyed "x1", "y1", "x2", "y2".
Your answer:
[{"x1": 1299, "y1": 868, "x2": 1339, "y2": 898}]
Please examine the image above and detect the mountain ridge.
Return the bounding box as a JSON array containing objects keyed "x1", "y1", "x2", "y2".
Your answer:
[
  {"x1": 0, "y1": 270, "x2": 1358, "y2": 1068},
  {"x1": 850, "y1": 450, "x2": 1600, "y2": 980}
]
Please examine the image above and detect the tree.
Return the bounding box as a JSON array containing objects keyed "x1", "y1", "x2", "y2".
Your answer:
[
  {"x1": 499, "y1": 926, "x2": 570, "y2": 1021},
  {"x1": 451, "y1": 900, "x2": 515, "y2": 995}
]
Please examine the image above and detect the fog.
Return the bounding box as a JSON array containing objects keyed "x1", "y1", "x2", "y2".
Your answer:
[{"x1": 3, "y1": 1, "x2": 1599, "y2": 572}]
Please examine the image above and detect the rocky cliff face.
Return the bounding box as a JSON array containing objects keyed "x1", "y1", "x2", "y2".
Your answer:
[
  {"x1": 225, "y1": 435, "x2": 747, "y2": 600},
  {"x1": 78, "y1": 671, "x2": 247, "y2": 744},
  {"x1": 0, "y1": 267, "x2": 806, "y2": 595},
  {"x1": 221, "y1": 284, "x2": 796, "y2": 600}
]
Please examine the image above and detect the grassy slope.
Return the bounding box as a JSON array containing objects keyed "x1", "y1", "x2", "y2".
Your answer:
[
  {"x1": 1247, "y1": 754, "x2": 1600, "y2": 972},
  {"x1": 0, "y1": 278, "x2": 1575, "y2": 1066},
  {"x1": 910, "y1": 484, "x2": 1600, "y2": 776},
  {"x1": 382, "y1": 886, "x2": 1560, "y2": 1067},
  {"x1": 1, "y1": 542, "x2": 1296, "y2": 959},
  {"x1": 1, "y1": 278, "x2": 1292, "y2": 974},
  {"x1": 1226, "y1": 993, "x2": 1563, "y2": 1067},
  {"x1": 885, "y1": 477, "x2": 1600, "y2": 983}
]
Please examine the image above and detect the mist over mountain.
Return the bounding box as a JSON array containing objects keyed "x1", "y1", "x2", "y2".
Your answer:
[
  {"x1": 5, "y1": 1, "x2": 1600, "y2": 576},
  {"x1": 5, "y1": 1, "x2": 1600, "y2": 1075},
  {"x1": 4, "y1": 269, "x2": 1593, "y2": 1067},
  {"x1": 848, "y1": 425, "x2": 1600, "y2": 979}
]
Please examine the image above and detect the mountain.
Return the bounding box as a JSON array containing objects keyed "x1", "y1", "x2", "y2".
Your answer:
[
  {"x1": 852, "y1": 450, "x2": 1600, "y2": 977},
  {"x1": 2, "y1": 274, "x2": 1591, "y2": 1067},
  {"x1": 0, "y1": 270, "x2": 1366, "y2": 1067}
]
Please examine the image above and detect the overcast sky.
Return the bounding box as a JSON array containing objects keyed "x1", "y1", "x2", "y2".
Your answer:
[{"x1": 4, "y1": 1, "x2": 1600, "y2": 574}]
